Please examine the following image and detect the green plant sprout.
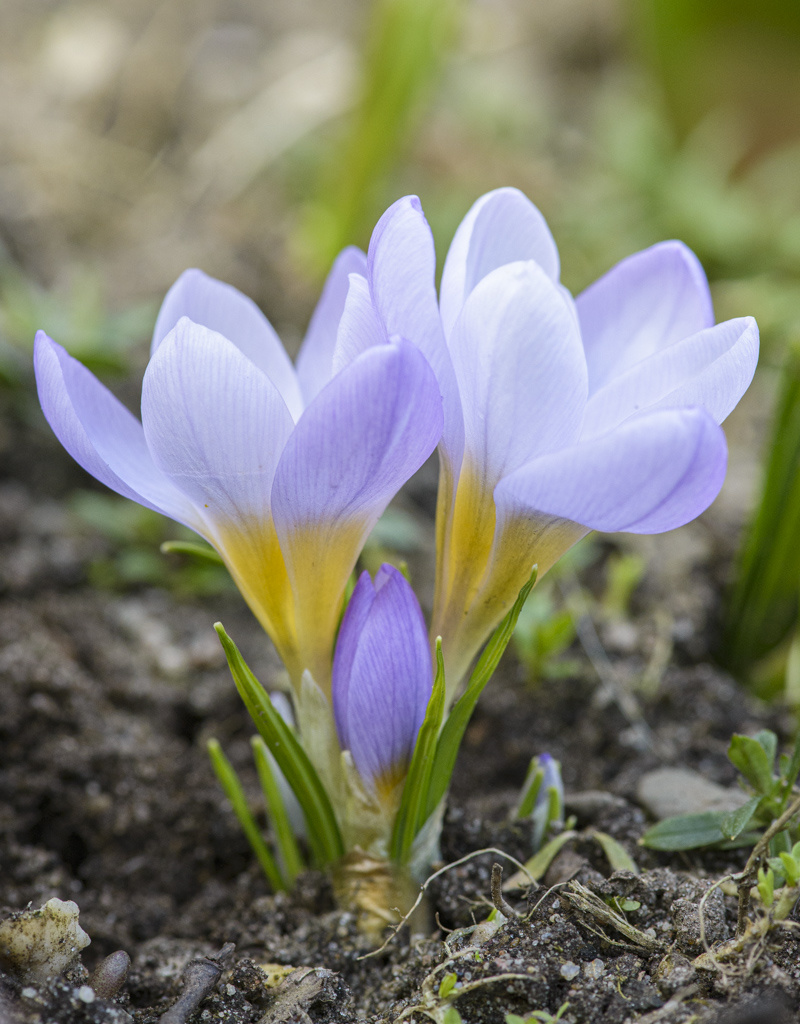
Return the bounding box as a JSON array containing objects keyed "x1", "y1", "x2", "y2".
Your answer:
[
  {"x1": 641, "y1": 729, "x2": 800, "y2": 852},
  {"x1": 506, "y1": 1002, "x2": 570, "y2": 1024}
]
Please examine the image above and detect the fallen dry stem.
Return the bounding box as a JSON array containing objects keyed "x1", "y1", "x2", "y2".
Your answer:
[{"x1": 359, "y1": 848, "x2": 534, "y2": 960}]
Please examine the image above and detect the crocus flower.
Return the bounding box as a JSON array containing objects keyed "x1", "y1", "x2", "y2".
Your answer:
[
  {"x1": 34, "y1": 259, "x2": 443, "y2": 689},
  {"x1": 332, "y1": 564, "x2": 432, "y2": 801},
  {"x1": 337, "y1": 188, "x2": 759, "y2": 687}
]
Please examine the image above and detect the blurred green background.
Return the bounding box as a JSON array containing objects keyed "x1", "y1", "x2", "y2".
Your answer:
[{"x1": 2, "y1": 0, "x2": 800, "y2": 691}]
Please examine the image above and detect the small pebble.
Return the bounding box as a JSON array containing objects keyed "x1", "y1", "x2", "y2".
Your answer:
[
  {"x1": 560, "y1": 962, "x2": 579, "y2": 981},
  {"x1": 583, "y1": 959, "x2": 605, "y2": 979},
  {"x1": 21, "y1": 988, "x2": 37, "y2": 999},
  {"x1": 77, "y1": 986, "x2": 95, "y2": 1003}
]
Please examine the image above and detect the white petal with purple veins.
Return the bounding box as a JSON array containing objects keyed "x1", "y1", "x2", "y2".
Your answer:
[
  {"x1": 142, "y1": 317, "x2": 294, "y2": 527},
  {"x1": 296, "y1": 246, "x2": 368, "y2": 405},
  {"x1": 497, "y1": 407, "x2": 727, "y2": 534},
  {"x1": 449, "y1": 261, "x2": 587, "y2": 482},
  {"x1": 151, "y1": 269, "x2": 304, "y2": 420},
  {"x1": 440, "y1": 187, "x2": 560, "y2": 338},
  {"x1": 577, "y1": 241, "x2": 715, "y2": 394},
  {"x1": 581, "y1": 316, "x2": 759, "y2": 440},
  {"x1": 34, "y1": 332, "x2": 197, "y2": 527}
]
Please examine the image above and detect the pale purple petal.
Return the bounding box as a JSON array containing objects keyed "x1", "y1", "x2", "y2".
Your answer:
[
  {"x1": 449, "y1": 261, "x2": 587, "y2": 481},
  {"x1": 577, "y1": 241, "x2": 715, "y2": 394},
  {"x1": 142, "y1": 317, "x2": 294, "y2": 527},
  {"x1": 496, "y1": 407, "x2": 727, "y2": 534},
  {"x1": 151, "y1": 269, "x2": 304, "y2": 421},
  {"x1": 331, "y1": 272, "x2": 386, "y2": 376},
  {"x1": 367, "y1": 196, "x2": 464, "y2": 467},
  {"x1": 34, "y1": 332, "x2": 198, "y2": 528},
  {"x1": 581, "y1": 317, "x2": 760, "y2": 440},
  {"x1": 332, "y1": 565, "x2": 432, "y2": 788},
  {"x1": 440, "y1": 187, "x2": 560, "y2": 338},
  {"x1": 296, "y1": 246, "x2": 367, "y2": 405},
  {"x1": 272, "y1": 339, "x2": 442, "y2": 545}
]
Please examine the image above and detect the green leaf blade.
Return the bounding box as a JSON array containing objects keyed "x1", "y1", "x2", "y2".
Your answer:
[
  {"x1": 207, "y1": 738, "x2": 286, "y2": 892},
  {"x1": 424, "y1": 567, "x2": 538, "y2": 819},
  {"x1": 215, "y1": 623, "x2": 344, "y2": 867},
  {"x1": 640, "y1": 811, "x2": 731, "y2": 851}
]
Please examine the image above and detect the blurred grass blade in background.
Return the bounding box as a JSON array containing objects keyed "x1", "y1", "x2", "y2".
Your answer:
[
  {"x1": 722, "y1": 342, "x2": 800, "y2": 690},
  {"x1": 298, "y1": 0, "x2": 461, "y2": 274}
]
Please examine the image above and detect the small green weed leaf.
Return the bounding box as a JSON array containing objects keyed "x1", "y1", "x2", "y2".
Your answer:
[
  {"x1": 439, "y1": 972, "x2": 457, "y2": 998},
  {"x1": 728, "y1": 734, "x2": 775, "y2": 793},
  {"x1": 758, "y1": 866, "x2": 775, "y2": 907},
  {"x1": 640, "y1": 811, "x2": 730, "y2": 851},
  {"x1": 754, "y1": 729, "x2": 778, "y2": 767},
  {"x1": 783, "y1": 732, "x2": 800, "y2": 792},
  {"x1": 778, "y1": 851, "x2": 800, "y2": 886},
  {"x1": 442, "y1": 1008, "x2": 463, "y2": 1024},
  {"x1": 720, "y1": 795, "x2": 762, "y2": 841},
  {"x1": 591, "y1": 830, "x2": 639, "y2": 874}
]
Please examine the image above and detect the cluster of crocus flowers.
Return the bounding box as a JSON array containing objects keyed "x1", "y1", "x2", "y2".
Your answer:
[{"x1": 34, "y1": 186, "x2": 759, "y2": 899}]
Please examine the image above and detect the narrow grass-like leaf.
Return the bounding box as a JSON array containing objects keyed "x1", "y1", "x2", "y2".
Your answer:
[
  {"x1": 639, "y1": 811, "x2": 729, "y2": 851},
  {"x1": 160, "y1": 540, "x2": 224, "y2": 564},
  {"x1": 521, "y1": 830, "x2": 578, "y2": 881},
  {"x1": 515, "y1": 761, "x2": 545, "y2": 820},
  {"x1": 251, "y1": 736, "x2": 305, "y2": 885},
  {"x1": 301, "y1": 0, "x2": 461, "y2": 272},
  {"x1": 215, "y1": 623, "x2": 344, "y2": 866},
  {"x1": 590, "y1": 830, "x2": 639, "y2": 875},
  {"x1": 390, "y1": 638, "x2": 445, "y2": 863},
  {"x1": 423, "y1": 567, "x2": 538, "y2": 820},
  {"x1": 723, "y1": 342, "x2": 800, "y2": 676},
  {"x1": 207, "y1": 738, "x2": 286, "y2": 891}
]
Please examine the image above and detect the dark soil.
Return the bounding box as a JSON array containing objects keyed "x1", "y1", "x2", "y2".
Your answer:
[{"x1": 1, "y1": 408, "x2": 799, "y2": 1024}]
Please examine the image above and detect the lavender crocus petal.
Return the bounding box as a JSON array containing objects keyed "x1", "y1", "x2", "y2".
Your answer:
[
  {"x1": 331, "y1": 570, "x2": 377, "y2": 751},
  {"x1": 333, "y1": 565, "x2": 432, "y2": 788},
  {"x1": 449, "y1": 261, "x2": 587, "y2": 481},
  {"x1": 496, "y1": 407, "x2": 727, "y2": 534},
  {"x1": 296, "y1": 246, "x2": 368, "y2": 405},
  {"x1": 331, "y1": 272, "x2": 387, "y2": 376},
  {"x1": 142, "y1": 317, "x2": 294, "y2": 525},
  {"x1": 440, "y1": 187, "x2": 560, "y2": 338},
  {"x1": 151, "y1": 269, "x2": 304, "y2": 421},
  {"x1": 34, "y1": 332, "x2": 198, "y2": 528},
  {"x1": 577, "y1": 241, "x2": 715, "y2": 395},
  {"x1": 581, "y1": 317, "x2": 760, "y2": 440},
  {"x1": 273, "y1": 339, "x2": 442, "y2": 551},
  {"x1": 368, "y1": 196, "x2": 464, "y2": 467}
]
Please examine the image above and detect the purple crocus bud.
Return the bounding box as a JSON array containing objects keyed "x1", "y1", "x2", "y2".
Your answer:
[
  {"x1": 332, "y1": 565, "x2": 432, "y2": 798},
  {"x1": 349, "y1": 188, "x2": 759, "y2": 686},
  {"x1": 34, "y1": 261, "x2": 443, "y2": 692}
]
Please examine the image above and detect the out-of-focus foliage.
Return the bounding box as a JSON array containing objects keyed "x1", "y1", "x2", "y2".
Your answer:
[
  {"x1": 70, "y1": 490, "x2": 233, "y2": 596},
  {"x1": 296, "y1": 0, "x2": 462, "y2": 275},
  {"x1": 0, "y1": 265, "x2": 153, "y2": 385},
  {"x1": 631, "y1": 0, "x2": 800, "y2": 155},
  {"x1": 722, "y1": 344, "x2": 800, "y2": 693}
]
